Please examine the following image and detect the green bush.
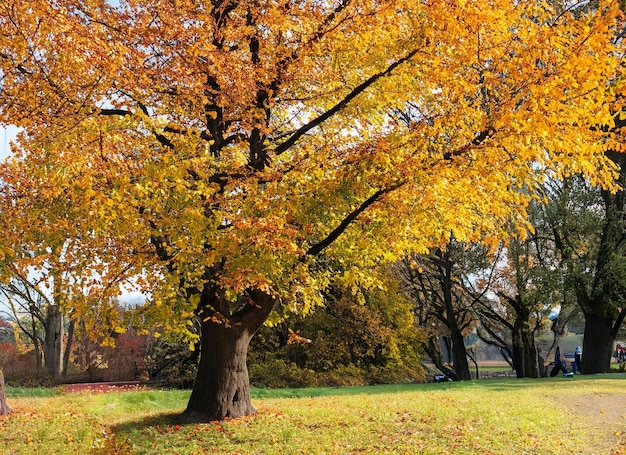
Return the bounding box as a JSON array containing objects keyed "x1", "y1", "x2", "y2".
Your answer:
[
  {"x1": 364, "y1": 363, "x2": 425, "y2": 385},
  {"x1": 249, "y1": 359, "x2": 425, "y2": 388},
  {"x1": 316, "y1": 364, "x2": 365, "y2": 387},
  {"x1": 248, "y1": 276, "x2": 426, "y2": 388},
  {"x1": 249, "y1": 359, "x2": 319, "y2": 388}
]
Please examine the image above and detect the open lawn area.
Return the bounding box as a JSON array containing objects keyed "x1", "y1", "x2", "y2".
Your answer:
[{"x1": 1, "y1": 374, "x2": 626, "y2": 454}]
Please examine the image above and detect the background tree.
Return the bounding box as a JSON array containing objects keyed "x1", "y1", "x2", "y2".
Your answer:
[
  {"x1": 583, "y1": 148, "x2": 626, "y2": 373},
  {"x1": 469, "y1": 191, "x2": 589, "y2": 377},
  {"x1": 0, "y1": 229, "x2": 137, "y2": 381},
  {"x1": 0, "y1": 272, "x2": 67, "y2": 380},
  {"x1": 550, "y1": 0, "x2": 626, "y2": 375},
  {"x1": 0, "y1": 1, "x2": 623, "y2": 421},
  {"x1": 542, "y1": 173, "x2": 626, "y2": 373},
  {"x1": 394, "y1": 241, "x2": 477, "y2": 381},
  {"x1": 485, "y1": 236, "x2": 558, "y2": 378}
]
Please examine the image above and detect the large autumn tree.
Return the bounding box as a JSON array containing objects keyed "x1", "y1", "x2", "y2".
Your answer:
[{"x1": 0, "y1": 1, "x2": 623, "y2": 421}]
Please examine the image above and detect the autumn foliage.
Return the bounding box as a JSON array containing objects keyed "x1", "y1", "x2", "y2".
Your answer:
[{"x1": 1, "y1": 0, "x2": 624, "y2": 420}]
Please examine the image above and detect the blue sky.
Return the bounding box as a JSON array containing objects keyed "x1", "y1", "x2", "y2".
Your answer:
[{"x1": 1, "y1": 126, "x2": 18, "y2": 159}]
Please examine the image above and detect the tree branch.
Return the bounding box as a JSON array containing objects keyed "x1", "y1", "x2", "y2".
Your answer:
[
  {"x1": 612, "y1": 307, "x2": 626, "y2": 338},
  {"x1": 306, "y1": 183, "x2": 401, "y2": 256},
  {"x1": 0, "y1": 51, "x2": 32, "y2": 75},
  {"x1": 97, "y1": 108, "x2": 132, "y2": 116},
  {"x1": 443, "y1": 127, "x2": 495, "y2": 161},
  {"x1": 274, "y1": 48, "x2": 421, "y2": 156}
]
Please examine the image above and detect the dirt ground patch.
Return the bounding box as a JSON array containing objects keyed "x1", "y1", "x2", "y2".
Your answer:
[{"x1": 558, "y1": 391, "x2": 626, "y2": 453}]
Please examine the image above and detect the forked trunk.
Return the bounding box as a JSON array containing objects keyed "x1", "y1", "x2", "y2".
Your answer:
[
  {"x1": 581, "y1": 313, "x2": 614, "y2": 374},
  {"x1": 183, "y1": 289, "x2": 275, "y2": 422}
]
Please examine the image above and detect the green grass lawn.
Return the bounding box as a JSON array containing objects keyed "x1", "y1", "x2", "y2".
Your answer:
[{"x1": 2, "y1": 375, "x2": 626, "y2": 454}]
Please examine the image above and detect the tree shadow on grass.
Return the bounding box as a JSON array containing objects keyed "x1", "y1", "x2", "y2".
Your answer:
[
  {"x1": 108, "y1": 409, "x2": 234, "y2": 437},
  {"x1": 110, "y1": 411, "x2": 189, "y2": 435},
  {"x1": 93, "y1": 412, "x2": 197, "y2": 454}
]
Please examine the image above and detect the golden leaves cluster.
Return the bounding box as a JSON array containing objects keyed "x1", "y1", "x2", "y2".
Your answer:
[{"x1": 0, "y1": 0, "x2": 624, "y2": 321}]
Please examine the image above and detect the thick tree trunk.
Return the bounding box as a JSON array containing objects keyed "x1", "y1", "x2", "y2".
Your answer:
[
  {"x1": 511, "y1": 329, "x2": 524, "y2": 379},
  {"x1": 510, "y1": 336, "x2": 539, "y2": 378},
  {"x1": 43, "y1": 305, "x2": 63, "y2": 381},
  {"x1": 450, "y1": 330, "x2": 471, "y2": 380},
  {"x1": 183, "y1": 319, "x2": 256, "y2": 422},
  {"x1": 514, "y1": 320, "x2": 539, "y2": 378},
  {"x1": 509, "y1": 295, "x2": 539, "y2": 378},
  {"x1": 0, "y1": 370, "x2": 11, "y2": 416},
  {"x1": 581, "y1": 312, "x2": 614, "y2": 374},
  {"x1": 183, "y1": 289, "x2": 275, "y2": 422},
  {"x1": 442, "y1": 250, "x2": 471, "y2": 381},
  {"x1": 521, "y1": 328, "x2": 539, "y2": 378}
]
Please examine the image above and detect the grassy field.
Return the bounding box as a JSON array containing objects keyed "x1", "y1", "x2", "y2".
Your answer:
[{"x1": 1, "y1": 375, "x2": 626, "y2": 454}]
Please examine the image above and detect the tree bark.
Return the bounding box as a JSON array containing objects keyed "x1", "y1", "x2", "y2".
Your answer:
[
  {"x1": 504, "y1": 294, "x2": 540, "y2": 378},
  {"x1": 441, "y1": 250, "x2": 471, "y2": 381},
  {"x1": 0, "y1": 370, "x2": 11, "y2": 416},
  {"x1": 62, "y1": 319, "x2": 74, "y2": 379},
  {"x1": 581, "y1": 312, "x2": 614, "y2": 374},
  {"x1": 183, "y1": 318, "x2": 256, "y2": 421},
  {"x1": 183, "y1": 289, "x2": 275, "y2": 422},
  {"x1": 449, "y1": 329, "x2": 471, "y2": 380},
  {"x1": 523, "y1": 328, "x2": 541, "y2": 378},
  {"x1": 521, "y1": 326, "x2": 539, "y2": 378},
  {"x1": 31, "y1": 315, "x2": 42, "y2": 373},
  {"x1": 511, "y1": 329, "x2": 524, "y2": 379},
  {"x1": 43, "y1": 305, "x2": 63, "y2": 381},
  {"x1": 512, "y1": 318, "x2": 540, "y2": 378}
]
